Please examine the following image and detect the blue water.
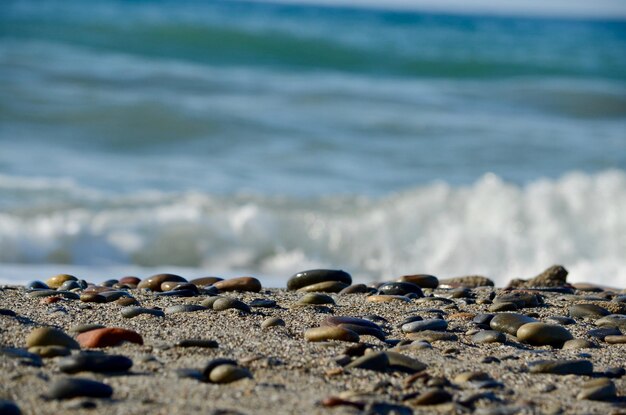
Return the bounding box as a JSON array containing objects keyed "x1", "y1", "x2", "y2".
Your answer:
[{"x1": 1, "y1": 0, "x2": 625, "y2": 286}]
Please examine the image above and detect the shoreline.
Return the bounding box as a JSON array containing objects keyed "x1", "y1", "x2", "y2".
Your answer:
[{"x1": 2, "y1": 267, "x2": 626, "y2": 414}]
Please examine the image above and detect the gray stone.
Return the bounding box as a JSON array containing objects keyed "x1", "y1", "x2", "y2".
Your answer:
[
  {"x1": 489, "y1": 313, "x2": 537, "y2": 336},
  {"x1": 516, "y1": 323, "x2": 573, "y2": 346},
  {"x1": 577, "y1": 378, "x2": 616, "y2": 401},
  {"x1": 569, "y1": 304, "x2": 610, "y2": 319},
  {"x1": 48, "y1": 378, "x2": 113, "y2": 399},
  {"x1": 121, "y1": 306, "x2": 164, "y2": 318},
  {"x1": 164, "y1": 304, "x2": 207, "y2": 314},
  {"x1": 287, "y1": 269, "x2": 351, "y2": 291},
  {"x1": 58, "y1": 354, "x2": 133, "y2": 373},
  {"x1": 472, "y1": 330, "x2": 506, "y2": 344},
  {"x1": 528, "y1": 359, "x2": 593, "y2": 375},
  {"x1": 402, "y1": 319, "x2": 447, "y2": 333},
  {"x1": 212, "y1": 297, "x2": 250, "y2": 312},
  {"x1": 562, "y1": 339, "x2": 595, "y2": 350},
  {"x1": 345, "y1": 351, "x2": 389, "y2": 372}
]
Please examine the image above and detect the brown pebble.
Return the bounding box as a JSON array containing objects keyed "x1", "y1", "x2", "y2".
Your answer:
[
  {"x1": 212, "y1": 277, "x2": 262, "y2": 293},
  {"x1": 366, "y1": 295, "x2": 410, "y2": 303},
  {"x1": 137, "y1": 273, "x2": 186, "y2": 292},
  {"x1": 26, "y1": 327, "x2": 79, "y2": 349},
  {"x1": 77, "y1": 327, "x2": 143, "y2": 348},
  {"x1": 605, "y1": 335, "x2": 626, "y2": 344},
  {"x1": 80, "y1": 293, "x2": 105, "y2": 303},
  {"x1": 261, "y1": 317, "x2": 285, "y2": 329},
  {"x1": 119, "y1": 276, "x2": 141, "y2": 286},
  {"x1": 304, "y1": 326, "x2": 359, "y2": 342},
  {"x1": 46, "y1": 274, "x2": 77, "y2": 289},
  {"x1": 321, "y1": 396, "x2": 365, "y2": 410},
  {"x1": 189, "y1": 276, "x2": 223, "y2": 286},
  {"x1": 398, "y1": 274, "x2": 439, "y2": 289},
  {"x1": 116, "y1": 297, "x2": 139, "y2": 307},
  {"x1": 297, "y1": 281, "x2": 348, "y2": 293}
]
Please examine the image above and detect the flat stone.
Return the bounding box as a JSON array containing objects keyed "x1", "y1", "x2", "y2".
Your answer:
[
  {"x1": 410, "y1": 389, "x2": 453, "y2": 406},
  {"x1": 28, "y1": 290, "x2": 79, "y2": 300},
  {"x1": 528, "y1": 359, "x2": 593, "y2": 375},
  {"x1": 545, "y1": 316, "x2": 576, "y2": 325},
  {"x1": 80, "y1": 293, "x2": 105, "y2": 303},
  {"x1": 200, "y1": 296, "x2": 222, "y2": 308},
  {"x1": 577, "y1": 378, "x2": 616, "y2": 401},
  {"x1": 249, "y1": 298, "x2": 277, "y2": 308},
  {"x1": 569, "y1": 304, "x2": 610, "y2": 319},
  {"x1": 262, "y1": 317, "x2": 285, "y2": 329},
  {"x1": 323, "y1": 316, "x2": 381, "y2": 330},
  {"x1": 304, "y1": 326, "x2": 359, "y2": 342},
  {"x1": 212, "y1": 297, "x2": 250, "y2": 312},
  {"x1": 489, "y1": 302, "x2": 518, "y2": 312},
  {"x1": 339, "y1": 284, "x2": 370, "y2": 294},
  {"x1": 287, "y1": 269, "x2": 352, "y2": 291},
  {"x1": 213, "y1": 277, "x2": 262, "y2": 293},
  {"x1": 202, "y1": 358, "x2": 238, "y2": 379},
  {"x1": 385, "y1": 351, "x2": 427, "y2": 373},
  {"x1": 377, "y1": 282, "x2": 423, "y2": 297},
  {"x1": 454, "y1": 371, "x2": 491, "y2": 384},
  {"x1": 164, "y1": 304, "x2": 207, "y2": 314},
  {"x1": 0, "y1": 400, "x2": 20, "y2": 415},
  {"x1": 297, "y1": 281, "x2": 348, "y2": 293},
  {"x1": 189, "y1": 277, "x2": 223, "y2": 286},
  {"x1": 473, "y1": 314, "x2": 495, "y2": 327},
  {"x1": 116, "y1": 297, "x2": 139, "y2": 307},
  {"x1": 588, "y1": 327, "x2": 621, "y2": 340},
  {"x1": 77, "y1": 328, "x2": 143, "y2": 348},
  {"x1": 406, "y1": 331, "x2": 458, "y2": 342},
  {"x1": 160, "y1": 281, "x2": 195, "y2": 292},
  {"x1": 47, "y1": 378, "x2": 113, "y2": 400},
  {"x1": 516, "y1": 323, "x2": 573, "y2": 347},
  {"x1": 345, "y1": 351, "x2": 389, "y2": 371},
  {"x1": 28, "y1": 345, "x2": 71, "y2": 358},
  {"x1": 402, "y1": 319, "x2": 447, "y2": 333},
  {"x1": 137, "y1": 273, "x2": 186, "y2": 292},
  {"x1": 46, "y1": 274, "x2": 78, "y2": 289},
  {"x1": 26, "y1": 327, "x2": 79, "y2": 349},
  {"x1": 121, "y1": 306, "x2": 165, "y2": 318},
  {"x1": 297, "y1": 293, "x2": 335, "y2": 305},
  {"x1": 605, "y1": 335, "x2": 626, "y2": 344},
  {"x1": 119, "y1": 276, "x2": 141, "y2": 286},
  {"x1": 208, "y1": 364, "x2": 252, "y2": 384},
  {"x1": 562, "y1": 339, "x2": 595, "y2": 350},
  {"x1": 59, "y1": 280, "x2": 81, "y2": 291},
  {"x1": 398, "y1": 274, "x2": 439, "y2": 289},
  {"x1": 176, "y1": 339, "x2": 218, "y2": 348},
  {"x1": 472, "y1": 330, "x2": 506, "y2": 344},
  {"x1": 596, "y1": 314, "x2": 626, "y2": 330},
  {"x1": 494, "y1": 292, "x2": 541, "y2": 308},
  {"x1": 0, "y1": 309, "x2": 16, "y2": 316},
  {"x1": 439, "y1": 275, "x2": 494, "y2": 288},
  {"x1": 366, "y1": 295, "x2": 410, "y2": 303},
  {"x1": 58, "y1": 353, "x2": 133, "y2": 373},
  {"x1": 26, "y1": 281, "x2": 48, "y2": 290},
  {"x1": 489, "y1": 313, "x2": 537, "y2": 336}
]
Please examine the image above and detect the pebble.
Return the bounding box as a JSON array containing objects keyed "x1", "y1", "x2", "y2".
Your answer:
[
  {"x1": 386, "y1": 351, "x2": 427, "y2": 373},
  {"x1": 439, "y1": 275, "x2": 494, "y2": 288},
  {"x1": 445, "y1": 287, "x2": 471, "y2": 299},
  {"x1": 287, "y1": 269, "x2": 352, "y2": 291},
  {"x1": 137, "y1": 273, "x2": 187, "y2": 292},
  {"x1": 0, "y1": 308, "x2": 16, "y2": 316},
  {"x1": 339, "y1": 284, "x2": 370, "y2": 294},
  {"x1": 366, "y1": 295, "x2": 410, "y2": 303},
  {"x1": 345, "y1": 351, "x2": 389, "y2": 371},
  {"x1": 213, "y1": 277, "x2": 262, "y2": 293},
  {"x1": 0, "y1": 400, "x2": 20, "y2": 415},
  {"x1": 26, "y1": 280, "x2": 49, "y2": 290},
  {"x1": 164, "y1": 304, "x2": 207, "y2": 314},
  {"x1": 26, "y1": 327, "x2": 79, "y2": 349},
  {"x1": 494, "y1": 292, "x2": 541, "y2": 308},
  {"x1": 489, "y1": 313, "x2": 537, "y2": 336},
  {"x1": 28, "y1": 290, "x2": 79, "y2": 300},
  {"x1": 406, "y1": 331, "x2": 458, "y2": 342},
  {"x1": 527, "y1": 359, "x2": 593, "y2": 375},
  {"x1": 249, "y1": 298, "x2": 277, "y2": 308},
  {"x1": 59, "y1": 280, "x2": 81, "y2": 291},
  {"x1": 398, "y1": 274, "x2": 439, "y2": 289},
  {"x1": 604, "y1": 367, "x2": 626, "y2": 378},
  {"x1": 119, "y1": 276, "x2": 141, "y2": 286},
  {"x1": 562, "y1": 339, "x2": 595, "y2": 350},
  {"x1": 321, "y1": 396, "x2": 365, "y2": 410},
  {"x1": 189, "y1": 276, "x2": 223, "y2": 286},
  {"x1": 596, "y1": 314, "x2": 626, "y2": 330},
  {"x1": 507, "y1": 265, "x2": 568, "y2": 289},
  {"x1": 605, "y1": 335, "x2": 626, "y2": 344},
  {"x1": 489, "y1": 302, "x2": 517, "y2": 312},
  {"x1": 304, "y1": 326, "x2": 359, "y2": 342},
  {"x1": 77, "y1": 328, "x2": 143, "y2": 348},
  {"x1": 262, "y1": 317, "x2": 285, "y2": 328},
  {"x1": 176, "y1": 339, "x2": 218, "y2": 348},
  {"x1": 297, "y1": 281, "x2": 348, "y2": 293},
  {"x1": 545, "y1": 316, "x2": 576, "y2": 325},
  {"x1": 208, "y1": 364, "x2": 252, "y2": 383},
  {"x1": 516, "y1": 323, "x2": 573, "y2": 346},
  {"x1": 47, "y1": 378, "x2": 113, "y2": 400},
  {"x1": 28, "y1": 345, "x2": 71, "y2": 358},
  {"x1": 472, "y1": 330, "x2": 506, "y2": 344},
  {"x1": 212, "y1": 297, "x2": 250, "y2": 312},
  {"x1": 200, "y1": 296, "x2": 222, "y2": 308},
  {"x1": 569, "y1": 304, "x2": 610, "y2": 319},
  {"x1": 473, "y1": 313, "x2": 495, "y2": 328},
  {"x1": 402, "y1": 319, "x2": 447, "y2": 333},
  {"x1": 121, "y1": 306, "x2": 165, "y2": 318},
  {"x1": 46, "y1": 274, "x2": 78, "y2": 289},
  {"x1": 297, "y1": 293, "x2": 335, "y2": 305},
  {"x1": 70, "y1": 324, "x2": 106, "y2": 334},
  {"x1": 409, "y1": 389, "x2": 453, "y2": 406},
  {"x1": 454, "y1": 371, "x2": 491, "y2": 384},
  {"x1": 577, "y1": 378, "x2": 616, "y2": 401},
  {"x1": 377, "y1": 282, "x2": 423, "y2": 297},
  {"x1": 58, "y1": 353, "x2": 133, "y2": 373}
]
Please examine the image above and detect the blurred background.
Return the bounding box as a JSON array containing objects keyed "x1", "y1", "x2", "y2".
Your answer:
[{"x1": 1, "y1": 0, "x2": 625, "y2": 286}]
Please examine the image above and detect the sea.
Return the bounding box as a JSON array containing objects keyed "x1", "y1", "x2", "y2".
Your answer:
[{"x1": 1, "y1": 0, "x2": 625, "y2": 287}]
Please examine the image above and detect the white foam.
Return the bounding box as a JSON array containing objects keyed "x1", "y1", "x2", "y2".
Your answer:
[{"x1": 0, "y1": 170, "x2": 625, "y2": 287}]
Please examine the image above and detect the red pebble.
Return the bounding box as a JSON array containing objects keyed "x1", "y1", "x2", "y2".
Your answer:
[
  {"x1": 41, "y1": 296, "x2": 62, "y2": 304},
  {"x1": 76, "y1": 327, "x2": 143, "y2": 348}
]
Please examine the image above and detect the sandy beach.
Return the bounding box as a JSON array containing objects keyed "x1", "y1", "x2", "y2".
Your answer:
[{"x1": 1, "y1": 267, "x2": 626, "y2": 415}]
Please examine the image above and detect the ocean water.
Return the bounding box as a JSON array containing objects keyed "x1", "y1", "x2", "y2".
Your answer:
[{"x1": 1, "y1": 0, "x2": 625, "y2": 286}]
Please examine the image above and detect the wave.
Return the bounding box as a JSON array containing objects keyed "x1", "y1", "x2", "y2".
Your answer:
[{"x1": 1, "y1": 170, "x2": 625, "y2": 286}]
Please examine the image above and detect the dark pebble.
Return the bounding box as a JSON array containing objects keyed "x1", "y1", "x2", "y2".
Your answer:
[
  {"x1": 472, "y1": 330, "x2": 506, "y2": 344},
  {"x1": 0, "y1": 400, "x2": 21, "y2": 415},
  {"x1": 48, "y1": 378, "x2": 113, "y2": 400},
  {"x1": 345, "y1": 351, "x2": 389, "y2": 372},
  {"x1": 249, "y1": 298, "x2": 277, "y2": 308},
  {"x1": 569, "y1": 304, "x2": 610, "y2": 319},
  {"x1": 58, "y1": 353, "x2": 133, "y2": 373},
  {"x1": 0, "y1": 309, "x2": 16, "y2": 316},
  {"x1": 489, "y1": 313, "x2": 537, "y2": 336},
  {"x1": 377, "y1": 282, "x2": 423, "y2": 297},
  {"x1": 287, "y1": 269, "x2": 351, "y2": 291},
  {"x1": 587, "y1": 327, "x2": 621, "y2": 340},
  {"x1": 176, "y1": 339, "x2": 219, "y2": 348},
  {"x1": 402, "y1": 319, "x2": 447, "y2": 333},
  {"x1": 121, "y1": 306, "x2": 165, "y2": 318},
  {"x1": 528, "y1": 359, "x2": 593, "y2": 375}
]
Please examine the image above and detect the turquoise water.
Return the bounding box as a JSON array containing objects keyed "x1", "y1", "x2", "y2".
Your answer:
[{"x1": 0, "y1": 0, "x2": 625, "y2": 285}]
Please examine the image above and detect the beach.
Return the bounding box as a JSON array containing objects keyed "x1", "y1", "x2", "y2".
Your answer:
[{"x1": 2, "y1": 267, "x2": 626, "y2": 414}]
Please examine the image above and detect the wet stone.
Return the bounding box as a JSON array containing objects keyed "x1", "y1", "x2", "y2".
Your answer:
[
  {"x1": 0, "y1": 400, "x2": 21, "y2": 415},
  {"x1": 489, "y1": 302, "x2": 517, "y2": 312},
  {"x1": 213, "y1": 277, "x2": 262, "y2": 293},
  {"x1": 59, "y1": 280, "x2": 81, "y2": 291},
  {"x1": 26, "y1": 281, "x2": 49, "y2": 290},
  {"x1": 46, "y1": 274, "x2": 78, "y2": 289},
  {"x1": 176, "y1": 339, "x2": 218, "y2": 348},
  {"x1": 489, "y1": 313, "x2": 537, "y2": 336},
  {"x1": 164, "y1": 304, "x2": 207, "y2": 314},
  {"x1": 26, "y1": 327, "x2": 79, "y2": 350},
  {"x1": 212, "y1": 297, "x2": 250, "y2": 313},
  {"x1": 119, "y1": 276, "x2": 141, "y2": 286},
  {"x1": 287, "y1": 269, "x2": 352, "y2": 291},
  {"x1": 569, "y1": 304, "x2": 610, "y2": 319},
  {"x1": 137, "y1": 273, "x2": 187, "y2": 292},
  {"x1": 297, "y1": 293, "x2": 335, "y2": 306},
  {"x1": 249, "y1": 298, "x2": 277, "y2": 308},
  {"x1": 339, "y1": 284, "x2": 369, "y2": 294},
  {"x1": 121, "y1": 306, "x2": 165, "y2": 318},
  {"x1": 377, "y1": 282, "x2": 423, "y2": 297},
  {"x1": 528, "y1": 359, "x2": 593, "y2": 375},
  {"x1": 472, "y1": 330, "x2": 506, "y2": 344},
  {"x1": 304, "y1": 326, "x2": 359, "y2": 342},
  {"x1": 0, "y1": 308, "x2": 16, "y2": 316},
  {"x1": 402, "y1": 319, "x2": 447, "y2": 333},
  {"x1": 545, "y1": 316, "x2": 576, "y2": 325},
  {"x1": 262, "y1": 317, "x2": 285, "y2": 329},
  {"x1": 189, "y1": 277, "x2": 223, "y2": 287},
  {"x1": 58, "y1": 353, "x2": 133, "y2": 373},
  {"x1": 116, "y1": 297, "x2": 139, "y2": 306},
  {"x1": 398, "y1": 274, "x2": 439, "y2": 289},
  {"x1": 297, "y1": 281, "x2": 348, "y2": 293},
  {"x1": 80, "y1": 293, "x2": 105, "y2": 303},
  {"x1": 562, "y1": 339, "x2": 595, "y2": 350},
  {"x1": 47, "y1": 378, "x2": 113, "y2": 400},
  {"x1": 28, "y1": 290, "x2": 79, "y2": 300},
  {"x1": 516, "y1": 323, "x2": 573, "y2": 347},
  {"x1": 577, "y1": 378, "x2": 616, "y2": 401}
]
